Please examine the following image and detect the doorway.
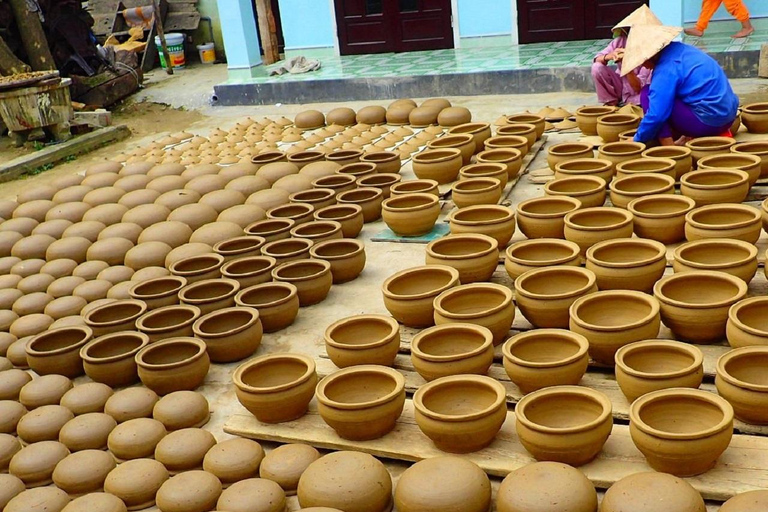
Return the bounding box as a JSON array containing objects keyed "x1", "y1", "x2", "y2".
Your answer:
[
  {"x1": 517, "y1": 0, "x2": 648, "y2": 44},
  {"x1": 333, "y1": 0, "x2": 454, "y2": 55}
]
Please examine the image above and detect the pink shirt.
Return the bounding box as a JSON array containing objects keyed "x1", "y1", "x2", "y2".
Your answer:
[{"x1": 595, "y1": 36, "x2": 652, "y2": 105}]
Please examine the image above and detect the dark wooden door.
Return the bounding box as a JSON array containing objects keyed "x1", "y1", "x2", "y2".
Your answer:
[
  {"x1": 584, "y1": 0, "x2": 647, "y2": 39},
  {"x1": 334, "y1": 0, "x2": 454, "y2": 55}
]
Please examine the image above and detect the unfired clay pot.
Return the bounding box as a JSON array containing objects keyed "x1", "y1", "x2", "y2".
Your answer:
[
  {"x1": 685, "y1": 136, "x2": 735, "y2": 164},
  {"x1": 427, "y1": 134, "x2": 475, "y2": 165},
  {"x1": 741, "y1": 102, "x2": 768, "y2": 133},
  {"x1": 390, "y1": 179, "x2": 439, "y2": 197},
  {"x1": 685, "y1": 203, "x2": 762, "y2": 243},
  {"x1": 381, "y1": 265, "x2": 459, "y2": 328},
  {"x1": 598, "y1": 141, "x2": 645, "y2": 170},
  {"x1": 476, "y1": 148, "x2": 523, "y2": 179},
  {"x1": 52, "y1": 449, "x2": 115, "y2": 495},
  {"x1": 564, "y1": 206, "x2": 634, "y2": 254},
  {"x1": 545, "y1": 175, "x2": 606, "y2": 209},
  {"x1": 609, "y1": 173, "x2": 674, "y2": 209},
  {"x1": 732, "y1": 141, "x2": 768, "y2": 178},
  {"x1": 245, "y1": 218, "x2": 295, "y2": 242},
  {"x1": 313, "y1": 204, "x2": 364, "y2": 238},
  {"x1": 129, "y1": 276, "x2": 186, "y2": 309},
  {"x1": 215, "y1": 477, "x2": 286, "y2": 512},
  {"x1": 235, "y1": 282, "x2": 299, "y2": 332},
  {"x1": 673, "y1": 238, "x2": 758, "y2": 283},
  {"x1": 727, "y1": 296, "x2": 768, "y2": 348},
  {"x1": 259, "y1": 443, "x2": 319, "y2": 495},
  {"x1": 425, "y1": 233, "x2": 499, "y2": 284},
  {"x1": 324, "y1": 314, "x2": 399, "y2": 368},
  {"x1": 411, "y1": 149, "x2": 462, "y2": 184},
  {"x1": 585, "y1": 237, "x2": 666, "y2": 292},
  {"x1": 136, "y1": 304, "x2": 201, "y2": 344},
  {"x1": 395, "y1": 456, "x2": 491, "y2": 512},
  {"x1": 192, "y1": 307, "x2": 262, "y2": 363},
  {"x1": 58, "y1": 411, "x2": 116, "y2": 451},
  {"x1": 103, "y1": 458, "x2": 169, "y2": 510},
  {"x1": 213, "y1": 236, "x2": 266, "y2": 262},
  {"x1": 554, "y1": 158, "x2": 613, "y2": 184},
  {"x1": 25, "y1": 326, "x2": 92, "y2": 378},
  {"x1": 503, "y1": 238, "x2": 580, "y2": 279},
  {"x1": 16, "y1": 404, "x2": 73, "y2": 444},
  {"x1": 411, "y1": 323, "x2": 493, "y2": 381},
  {"x1": 203, "y1": 437, "x2": 264, "y2": 486},
  {"x1": 289, "y1": 220, "x2": 342, "y2": 243},
  {"x1": 271, "y1": 259, "x2": 332, "y2": 306},
  {"x1": 698, "y1": 152, "x2": 761, "y2": 186},
  {"x1": 575, "y1": 105, "x2": 616, "y2": 135},
  {"x1": 4, "y1": 487, "x2": 71, "y2": 512},
  {"x1": 516, "y1": 196, "x2": 581, "y2": 239},
  {"x1": 627, "y1": 194, "x2": 696, "y2": 244},
  {"x1": 179, "y1": 278, "x2": 240, "y2": 315},
  {"x1": 716, "y1": 346, "x2": 768, "y2": 424},
  {"x1": 136, "y1": 337, "x2": 210, "y2": 395},
  {"x1": 642, "y1": 145, "x2": 693, "y2": 179},
  {"x1": 433, "y1": 282, "x2": 514, "y2": 345},
  {"x1": 309, "y1": 238, "x2": 366, "y2": 284},
  {"x1": 221, "y1": 255, "x2": 277, "y2": 289},
  {"x1": 83, "y1": 299, "x2": 146, "y2": 338},
  {"x1": 600, "y1": 472, "x2": 705, "y2": 512},
  {"x1": 505, "y1": 112, "x2": 546, "y2": 138},
  {"x1": 514, "y1": 266, "x2": 597, "y2": 328},
  {"x1": 336, "y1": 187, "x2": 383, "y2": 223},
  {"x1": 546, "y1": 142, "x2": 593, "y2": 171},
  {"x1": 496, "y1": 461, "x2": 597, "y2": 512},
  {"x1": 680, "y1": 169, "x2": 750, "y2": 206},
  {"x1": 381, "y1": 193, "x2": 440, "y2": 237}
]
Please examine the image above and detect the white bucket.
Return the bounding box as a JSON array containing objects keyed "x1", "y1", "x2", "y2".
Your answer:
[
  {"x1": 155, "y1": 33, "x2": 185, "y2": 69},
  {"x1": 197, "y1": 42, "x2": 215, "y2": 64}
]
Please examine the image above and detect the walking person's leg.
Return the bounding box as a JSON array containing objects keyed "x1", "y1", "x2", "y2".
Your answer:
[
  {"x1": 591, "y1": 63, "x2": 623, "y2": 106},
  {"x1": 724, "y1": 0, "x2": 753, "y2": 37},
  {"x1": 684, "y1": 0, "x2": 722, "y2": 37}
]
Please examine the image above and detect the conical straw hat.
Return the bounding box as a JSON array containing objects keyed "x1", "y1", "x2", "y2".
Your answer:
[
  {"x1": 620, "y1": 24, "x2": 683, "y2": 77},
  {"x1": 612, "y1": 4, "x2": 662, "y2": 31}
]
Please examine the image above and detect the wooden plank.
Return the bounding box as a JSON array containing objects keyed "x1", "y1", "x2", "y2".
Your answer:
[
  {"x1": 254, "y1": 0, "x2": 279, "y2": 65},
  {"x1": 225, "y1": 400, "x2": 768, "y2": 502},
  {"x1": 165, "y1": 11, "x2": 201, "y2": 30}
]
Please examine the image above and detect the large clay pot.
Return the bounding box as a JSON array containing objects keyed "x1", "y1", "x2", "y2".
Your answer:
[
  {"x1": 411, "y1": 149, "x2": 462, "y2": 184},
  {"x1": 336, "y1": 188, "x2": 383, "y2": 223},
  {"x1": 129, "y1": 276, "x2": 186, "y2": 309},
  {"x1": 698, "y1": 152, "x2": 761, "y2": 186},
  {"x1": 324, "y1": 314, "x2": 399, "y2": 368},
  {"x1": 545, "y1": 175, "x2": 606, "y2": 209},
  {"x1": 731, "y1": 141, "x2": 768, "y2": 178},
  {"x1": 245, "y1": 218, "x2": 295, "y2": 243},
  {"x1": 219, "y1": 256, "x2": 275, "y2": 289},
  {"x1": 390, "y1": 179, "x2": 439, "y2": 197},
  {"x1": 643, "y1": 145, "x2": 693, "y2": 178},
  {"x1": 609, "y1": 173, "x2": 675, "y2": 209},
  {"x1": 336, "y1": 162, "x2": 376, "y2": 179},
  {"x1": 564, "y1": 207, "x2": 633, "y2": 254},
  {"x1": 193, "y1": 307, "x2": 262, "y2": 363},
  {"x1": 629, "y1": 388, "x2": 733, "y2": 476},
  {"x1": 653, "y1": 270, "x2": 747, "y2": 343},
  {"x1": 516, "y1": 385, "x2": 612, "y2": 465},
  {"x1": 615, "y1": 340, "x2": 704, "y2": 401},
  {"x1": 233, "y1": 353, "x2": 317, "y2": 423},
  {"x1": 260, "y1": 238, "x2": 313, "y2": 265},
  {"x1": 272, "y1": 259, "x2": 332, "y2": 306},
  {"x1": 554, "y1": 158, "x2": 613, "y2": 184},
  {"x1": 727, "y1": 296, "x2": 768, "y2": 348},
  {"x1": 235, "y1": 282, "x2": 299, "y2": 332},
  {"x1": 716, "y1": 346, "x2": 768, "y2": 423},
  {"x1": 136, "y1": 337, "x2": 210, "y2": 395},
  {"x1": 685, "y1": 136, "x2": 735, "y2": 164},
  {"x1": 596, "y1": 113, "x2": 640, "y2": 142},
  {"x1": 685, "y1": 203, "x2": 761, "y2": 243},
  {"x1": 502, "y1": 329, "x2": 589, "y2": 394},
  {"x1": 497, "y1": 461, "x2": 597, "y2": 512},
  {"x1": 476, "y1": 148, "x2": 523, "y2": 179},
  {"x1": 381, "y1": 193, "x2": 440, "y2": 236},
  {"x1": 601, "y1": 472, "x2": 705, "y2": 512},
  {"x1": 628, "y1": 194, "x2": 695, "y2": 244},
  {"x1": 381, "y1": 265, "x2": 459, "y2": 328},
  {"x1": 516, "y1": 196, "x2": 581, "y2": 239},
  {"x1": 26, "y1": 326, "x2": 92, "y2": 377},
  {"x1": 505, "y1": 113, "x2": 546, "y2": 138},
  {"x1": 413, "y1": 374, "x2": 506, "y2": 453},
  {"x1": 504, "y1": 239, "x2": 581, "y2": 279},
  {"x1": 426, "y1": 134, "x2": 475, "y2": 165},
  {"x1": 673, "y1": 238, "x2": 758, "y2": 283},
  {"x1": 433, "y1": 283, "x2": 514, "y2": 345},
  {"x1": 81, "y1": 331, "x2": 149, "y2": 387},
  {"x1": 585, "y1": 237, "x2": 666, "y2": 292},
  {"x1": 447, "y1": 204, "x2": 515, "y2": 247},
  {"x1": 410, "y1": 323, "x2": 493, "y2": 381},
  {"x1": 741, "y1": 102, "x2": 768, "y2": 133},
  {"x1": 83, "y1": 299, "x2": 147, "y2": 338},
  {"x1": 598, "y1": 141, "x2": 645, "y2": 170},
  {"x1": 309, "y1": 239, "x2": 366, "y2": 284},
  {"x1": 575, "y1": 105, "x2": 616, "y2": 135},
  {"x1": 570, "y1": 290, "x2": 661, "y2": 364},
  {"x1": 179, "y1": 278, "x2": 240, "y2": 315},
  {"x1": 396, "y1": 456, "x2": 491, "y2": 512},
  {"x1": 316, "y1": 365, "x2": 405, "y2": 440},
  {"x1": 425, "y1": 233, "x2": 498, "y2": 284},
  {"x1": 515, "y1": 266, "x2": 597, "y2": 328}
]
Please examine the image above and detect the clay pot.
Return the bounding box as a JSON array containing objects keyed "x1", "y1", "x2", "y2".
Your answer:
[
  {"x1": 245, "y1": 218, "x2": 295, "y2": 243},
  {"x1": 267, "y1": 203, "x2": 315, "y2": 226},
  {"x1": 575, "y1": 105, "x2": 616, "y2": 135},
  {"x1": 26, "y1": 326, "x2": 92, "y2": 377},
  {"x1": 58, "y1": 410, "x2": 116, "y2": 451},
  {"x1": 169, "y1": 253, "x2": 224, "y2": 284},
  {"x1": 476, "y1": 148, "x2": 523, "y2": 179},
  {"x1": 411, "y1": 149, "x2": 462, "y2": 184},
  {"x1": 246, "y1": 189, "x2": 292, "y2": 213},
  {"x1": 451, "y1": 177, "x2": 501, "y2": 208},
  {"x1": 380, "y1": 193, "x2": 440, "y2": 237},
  {"x1": 514, "y1": 266, "x2": 597, "y2": 328},
  {"x1": 390, "y1": 179, "x2": 439, "y2": 197},
  {"x1": 271, "y1": 259, "x2": 332, "y2": 306},
  {"x1": 741, "y1": 102, "x2": 768, "y2": 133},
  {"x1": 497, "y1": 461, "x2": 597, "y2": 512},
  {"x1": 727, "y1": 297, "x2": 768, "y2": 348},
  {"x1": 554, "y1": 158, "x2": 613, "y2": 185},
  {"x1": 381, "y1": 265, "x2": 459, "y2": 328},
  {"x1": 324, "y1": 314, "x2": 399, "y2": 368},
  {"x1": 585, "y1": 237, "x2": 666, "y2": 292},
  {"x1": 136, "y1": 305, "x2": 201, "y2": 344},
  {"x1": 313, "y1": 204, "x2": 364, "y2": 238},
  {"x1": 448, "y1": 123, "x2": 491, "y2": 152},
  {"x1": 80, "y1": 331, "x2": 149, "y2": 387},
  {"x1": 153, "y1": 390, "x2": 210, "y2": 430},
  {"x1": 83, "y1": 299, "x2": 146, "y2": 338},
  {"x1": 686, "y1": 136, "x2": 735, "y2": 164},
  {"x1": 654, "y1": 270, "x2": 747, "y2": 343},
  {"x1": 447, "y1": 206, "x2": 515, "y2": 248},
  {"x1": 0, "y1": 432, "x2": 20, "y2": 470},
  {"x1": 213, "y1": 236, "x2": 266, "y2": 262},
  {"x1": 545, "y1": 176, "x2": 606, "y2": 209},
  {"x1": 355, "y1": 173, "x2": 401, "y2": 199},
  {"x1": 287, "y1": 151, "x2": 325, "y2": 170},
  {"x1": 325, "y1": 149, "x2": 363, "y2": 167},
  {"x1": 564, "y1": 206, "x2": 634, "y2": 254},
  {"x1": 203, "y1": 437, "x2": 264, "y2": 486},
  {"x1": 516, "y1": 196, "x2": 581, "y2": 239},
  {"x1": 546, "y1": 143, "x2": 594, "y2": 172},
  {"x1": 731, "y1": 141, "x2": 768, "y2": 178},
  {"x1": 311, "y1": 175, "x2": 357, "y2": 196},
  {"x1": 685, "y1": 203, "x2": 761, "y2": 243},
  {"x1": 251, "y1": 151, "x2": 288, "y2": 171},
  {"x1": 629, "y1": 388, "x2": 733, "y2": 476},
  {"x1": 698, "y1": 153, "x2": 761, "y2": 186},
  {"x1": 129, "y1": 276, "x2": 186, "y2": 309},
  {"x1": 627, "y1": 194, "x2": 695, "y2": 244},
  {"x1": 136, "y1": 337, "x2": 210, "y2": 395},
  {"x1": 598, "y1": 141, "x2": 646, "y2": 171},
  {"x1": 336, "y1": 162, "x2": 376, "y2": 180},
  {"x1": 503, "y1": 238, "x2": 580, "y2": 279},
  {"x1": 221, "y1": 255, "x2": 277, "y2": 288},
  {"x1": 596, "y1": 113, "x2": 640, "y2": 142},
  {"x1": 425, "y1": 233, "x2": 498, "y2": 284},
  {"x1": 9, "y1": 439, "x2": 69, "y2": 486},
  {"x1": 673, "y1": 238, "x2": 758, "y2": 283},
  {"x1": 308, "y1": 239, "x2": 365, "y2": 283},
  {"x1": 497, "y1": 123, "x2": 537, "y2": 149},
  {"x1": 233, "y1": 353, "x2": 317, "y2": 423},
  {"x1": 609, "y1": 173, "x2": 674, "y2": 209},
  {"x1": 192, "y1": 307, "x2": 262, "y2": 363},
  {"x1": 427, "y1": 134, "x2": 475, "y2": 165},
  {"x1": 103, "y1": 458, "x2": 169, "y2": 510},
  {"x1": 716, "y1": 346, "x2": 768, "y2": 423},
  {"x1": 360, "y1": 151, "x2": 401, "y2": 173},
  {"x1": 336, "y1": 187, "x2": 383, "y2": 223},
  {"x1": 459, "y1": 163, "x2": 508, "y2": 189},
  {"x1": 235, "y1": 282, "x2": 299, "y2": 332},
  {"x1": 411, "y1": 323, "x2": 493, "y2": 381},
  {"x1": 680, "y1": 169, "x2": 750, "y2": 207},
  {"x1": 289, "y1": 220, "x2": 342, "y2": 243},
  {"x1": 505, "y1": 113, "x2": 546, "y2": 138},
  {"x1": 290, "y1": 189, "x2": 336, "y2": 212},
  {"x1": 433, "y1": 283, "x2": 514, "y2": 345},
  {"x1": 178, "y1": 278, "x2": 240, "y2": 315},
  {"x1": 413, "y1": 374, "x2": 506, "y2": 453}
]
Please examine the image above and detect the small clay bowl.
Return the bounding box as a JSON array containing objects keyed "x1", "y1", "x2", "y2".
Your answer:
[
  {"x1": 629, "y1": 388, "x2": 733, "y2": 476},
  {"x1": 627, "y1": 194, "x2": 696, "y2": 244},
  {"x1": 267, "y1": 203, "x2": 315, "y2": 225},
  {"x1": 727, "y1": 297, "x2": 768, "y2": 348},
  {"x1": 221, "y1": 255, "x2": 277, "y2": 288},
  {"x1": 716, "y1": 346, "x2": 768, "y2": 424},
  {"x1": 731, "y1": 140, "x2": 768, "y2": 178},
  {"x1": 654, "y1": 270, "x2": 747, "y2": 344},
  {"x1": 516, "y1": 196, "x2": 581, "y2": 239},
  {"x1": 213, "y1": 236, "x2": 267, "y2": 262},
  {"x1": 673, "y1": 239, "x2": 758, "y2": 283},
  {"x1": 425, "y1": 233, "x2": 499, "y2": 284},
  {"x1": 685, "y1": 204, "x2": 762, "y2": 243},
  {"x1": 411, "y1": 323, "x2": 494, "y2": 381},
  {"x1": 309, "y1": 239, "x2": 366, "y2": 284},
  {"x1": 325, "y1": 314, "x2": 400, "y2": 368},
  {"x1": 136, "y1": 305, "x2": 201, "y2": 344},
  {"x1": 585, "y1": 238, "x2": 666, "y2": 292},
  {"x1": 563, "y1": 206, "x2": 634, "y2": 255},
  {"x1": 413, "y1": 374, "x2": 506, "y2": 453},
  {"x1": 516, "y1": 386, "x2": 612, "y2": 466},
  {"x1": 81, "y1": 331, "x2": 150, "y2": 387},
  {"x1": 336, "y1": 187, "x2": 383, "y2": 223},
  {"x1": 569, "y1": 290, "x2": 661, "y2": 365},
  {"x1": 289, "y1": 189, "x2": 337, "y2": 211},
  {"x1": 289, "y1": 220, "x2": 343, "y2": 243},
  {"x1": 503, "y1": 239, "x2": 581, "y2": 280},
  {"x1": 642, "y1": 145, "x2": 693, "y2": 178},
  {"x1": 235, "y1": 282, "x2": 299, "y2": 332},
  {"x1": 615, "y1": 340, "x2": 704, "y2": 402},
  {"x1": 448, "y1": 205, "x2": 515, "y2": 247},
  {"x1": 136, "y1": 337, "x2": 210, "y2": 395},
  {"x1": 381, "y1": 265, "x2": 460, "y2": 328},
  {"x1": 316, "y1": 365, "x2": 406, "y2": 440},
  {"x1": 381, "y1": 193, "x2": 441, "y2": 237},
  {"x1": 271, "y1": 259, "x2": 332, "y2": 307},
  {"x1": 233, "y1": 353, "x2": 317, "y2": 423},
  {"x1": 615, "y1": 157, "x2": 676, "y2": 180},
  {"x1": 179, "y1": 278, "x2": 240, "y2": 315},
  {"x1": 26, "y1": 326, "x2": 92, "y2": 378},
  {"x1": 680, "y1": 169, "x2": 750, "y2": 206},
  {"x1": 83, "y1": 299, "x2": 147, "y2": 338},
  {"x1": 129, "y1": 276, "x2": 187, "y2": 309},
  {"x1": 514, "y1": 266, "x2": 597, "y2": 328},
  {"x1": 502, "y1": 329, "x2": 589, "y2": 394},
  {"x1": 554, "y1": 158, "x2": 613, "y2": 184},
  {"x1": 261, "y1": 238, "x2": 314, "y2": 265},
  {"x1": 412, "y1": 148, "x2": 463, "y2": 184},
  {"x1": 313, "y1": 204, "x2": 364, "y2": 238},
  {"x1": 544, "y1": 176, "x2": 606, "y2": 209},
  {"x1": 244, "y1": 218, "x2": 296, "y2": 243},
  {"x1": 390, "y1": 179, "x2": 439, "y2": 197},
  {"x1": 608, "y1": 174, "x2": 675, "y2": 209}
]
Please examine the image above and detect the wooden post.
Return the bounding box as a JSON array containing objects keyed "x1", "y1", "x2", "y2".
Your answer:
[
  {"x1": 254, "y1": 0, "x2": 279, "y2": 65},
  {"x1": 0, "y1": 35, "x2": 30, "y2": 76},
  {"x1": 150, "y1": 0, "x2": 173, "y2": 75},
  {"x1": 8, "y1": 0, "x2": 55, "y2": 71}
]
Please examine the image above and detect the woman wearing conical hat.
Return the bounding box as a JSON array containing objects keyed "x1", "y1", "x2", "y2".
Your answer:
[
  {"x1": 623, "y1": 24, "x2": 739, "y2": 147},
  {"x1": 591, "y1": 5, "x2": 661, "y2": 106}
]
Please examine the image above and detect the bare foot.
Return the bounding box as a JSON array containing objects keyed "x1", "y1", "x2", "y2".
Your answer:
[
  {"x1": 732, "y1": 26, "x2": 754, "y2": 38},
  {"x1": 684, "y1": 28, "x2": 704, "y2": 37}
]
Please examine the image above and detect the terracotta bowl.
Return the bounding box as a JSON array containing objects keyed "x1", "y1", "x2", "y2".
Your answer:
[
  {"x1": 411, "y1": 149, "x2": 463, "y2": 184},
  {"x1": 608, "y1": 174, "x2": 675, "y2": 209},
  {"x1": 136, "y1": 337, "x2": 210, "y2": 395},
  {"x1": 261, "y1": 238, "x2": 314, "y2": 265},
  {"x1": 514, "y1": 266, "x2": 597, "y2": 328},
  {"x1": 496, "y1": 123, "x2": 536, "y2": 148},
  {"x1": 179, "y1": 278, "x2": 240, "y2": 315},
  {"x1": 448, "y1": 123, "x2": 492, "y2": 153},
  {"x1": 554, "y1": 158, "x2": 613, "y2": 184},
  {"x1": 272, "y1": 259, "x2": 332, "y2": 306},
  {"x1": 597, "y1": 141, "x2": 645, "y2": 170},
  {"x1": 516, "y1": 196, "x2": 581, "y2": 239},
  {"x1": 129, "y1": 276, "x2": 187, "y2": 309},
  {"x1": 381, "y1": 193, "x2": 441, "y2": 237},
  {"x1": 360, "y1": 151, "x2": 401, "y2": 173},
  {"x1": 731, "y1": 141, "x2": 768, "y2": 178},
  {"x1": 569, "y1": 290, "x2": 661, "y2": 365},
  {"x1": 482, "y1": 135, "x2": 527, "y2": 157},
  {"x1": 585, "y1": 237, "x2": 666, "y2": 292},
  {"x1": 289, "y1": 188, "x2": 337, "y2": 211},
  {"x1": 654, "y1": 270, "x2": 748, "y2": 343},
  {"x1": 680, "y1": 169, "x2": 750, "y2": 206},
  {"x1": 356, "y1": 173, "x2": 402, "y2": 199},
  {"x1": 502, "y1": 329, "x2": 589, "y2": 394},
  {"x1": 411, "y1": 323, "x2": 494, "y2": 381},
  {"x1": 448, "y1": 205, "x2": 516, "y2": 247},
  {"x1": 629, "y1": 388, "x2": 733, "y2": 476},
  {"x1": 685, "y1": 204, "x2": 762, "y2": 244},
  {"x1": 289, "y1": 220, "x2": 343, "y2": 244},
  {"x1": 213, "y1": 236, "x2": 267, "y2": 262},
  {"x1": 425, "y1": 233, "x2": 499, "y2": 284},
  {"x1": 627, "y1": 194, "x2": 696, "y2": 244},
  {"x1": 698, "y1": 153, "x2": 761, "y2": 187},
  {"x1": 83, "y1": 299, "x2": 147, "y2": 338},
  {"x1": 505, "y1": 113, "x2": 545, "y2": 138},
  {"x1": 433, "y1": 283, "x2": 515, "y2": 345},
  {"x1": 381, "y1": 265, "x2": 460, "y2": 328},
  {"x1": 452, "y1": 178, "x2": 502, "y2": 209},
  {"x1": 762, "y1": 197, "x2": 768, "y2": 234},
  {"x1": 741, "y1": 102, "x2": 768, "y2": 133},
  {"x1": 563, "y1": 207, "x2": 634, "y2": 255},
  {"x1": 25, "y1": 326, "x2": 92, "y2": 377},
  {"x1": 233, "y1": 353, "x2": 317, "y2": 423},
  {"x1": 169, "y1": 253, "x2": 225, "y2": 284},
  {"x1": 503, "y1": 239, "x2": 581, "y2": 280},
  {"x1": 476, "y1": 149, "x2": 524, "y2": 179},
  {"x1": 597, "y1": 113, "x2": 640, "y2": 143},
  {"x1": 221, "y1": 255, "x2": 278, "y2": 289},
  {"x1": 244, "y1": 218, "x2": 295, "y2": 243},
  {"x1": 336, "y1": 187, "x2": 383, "y2": 223},
  {"x1": 426, "y1": 134, "x2": 475, "y2": 164},
  {"x1": 544, "y1": 176, "x2": 606, "y2": 209},
  {"x1": 618, "y1": 129, "x2": 637, "y2": 141},
  {"x1": 192, "y1": 307, "x2": 262, "y2": 363},
  {"x1": 642, "y1": 146, "x2": 693, "y2": 178},
  {"x1": 615, "y1": 157, "x2": 676, "y2": 180},
  {"x1": 547, "y1": 143, "x2": 594, "y2": 171},
  {"x1": 459, "y1": 163, "x2": 509, "y2": 189},
  {"x1": 81, "y1": 331, "x2": 150, "y2": 387},
  {"x1": 311, "y1": 174, "x2": 357, "y2": 195},
  {"x1": 615, "y1": 340, "x2": 704, "y2": 402},
  {"x1": 716, "y1": 346, "x2": 768, "y2": 424},
  {"x1": 325, "y1": 314, "x2": 400, "y2": 368},
  {"x1": 313, "y1": 204, "x2": 364, "y2": 238},
  {"x1": 389, "y1": 179, "x2": 439, "y2": 197},
  {"x1": 309, "y1": 238, "x2": 366, "y2": 284},
  {"x1": 267, "y1": 203, "x2": 315, "y2": 226},
  {"x1": 316, "y1": 365, "x2": 405, "y2": 440},
  {"x1": 516, "y1": 386, "x2": 613, "y2": 466},
  {"x1": 413, "y1": 375, "x2": 507, "y2": 453},
  {"x1": 576, "y1": 105, "x2": 617, "y2": 135},
  {"x1": 673, "y1": 238, "x2": 758, "y2": 283},
  {"x1": 235, "y1": 282, "x2": 299, "y2": 332},
  {"x1": 727, "y1": 297, "x2": 768, "y2": 348},
  {"x1": 685, "y1": 136, "x2": 736, "y2": 164},
  {"x1": 336, "y1": 162, "x2": 377, "y2": 179},
  {"x1": 136, "y1": 304, "x2": 201, "y2": 343}
]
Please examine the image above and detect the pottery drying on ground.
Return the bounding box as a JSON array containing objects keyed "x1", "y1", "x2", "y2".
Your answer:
[
  {"x1": 216, "y1": 477, "x2": 286, "y2": 512},
  {"x1": 271, "y1": 259, "x2": 332, "y2": 306},
  {"x1": 554, "y1": 158, "x2": 613, "y2": 184},
  {"x1": 58, "y1": 412, "x2": 116, "y2": 451},
  {"x1": 0, "y1": 400, "x2": 26, "y2": 434},
  {"x1": 234, "y1": 282, "x2": 299, "y2": 332},
  {"x1": 83, "y1": 300, "x2": 146, "y2": 338},
  {"x1": 52, "y1": 449, "x2": 115, "y2": 495},
  {"x1": 155, "y1": 470, "x2": 222, "y2": 512},
  {"x1": 259, "y1": 443, "x2": 319, "y2": 495},
  {"x1": 716, "y1": 346, "x2": 768, "y2": 424},
  {"x1": 600, "y1": 472, "x2": 705, "y2": 512},
  {"x1": 0, "y1": 433, "x2": 20, "y2": 471},
  {"x1": 381, "y1": 265, "x2": 459, "y2": 328},
  {"x1": 324, "y1": 314, "x2": 399, "y2": 368},
  {"x1": 308, "y1": 238, "x2": 366, "y2": 283},
  {"x1": 433, "y1": 282, "x2": 514, "y2": 345},
  {"x1": 680, "y1": 169, "x2": 750, "y2": 206},
  {"x1": 136, "y1": 337, "x2": 210, "y2": 395},
  {"x1": 732, "y1": 141, "x2": 768, "y2": 178},
  {"x1": 154, "y1": 427, "x2": 216, "y2": 473},
  {"x1": 179, "y1": 277, "x2": 240, "y2": 315},
  {"x1": 673, "y1": 238, "x2": 758, "y2": 283},
  {"x1": 103, "y1": 458, "x2": 169, "y2": 510},
  {"x1": 193, "y1": 307, "x2": 262, "y2": 363},
  {"x1": 585, "y1": 237, "x2": 666, "y2": 292},
  {"x1": 4, "y1": 487, "x2": 70, "y2": 512},
  {"x1": 545, "y1": 175, "x2": 606, "y2": 209},
  {"x1": 741, "y1": 102, "x2": 768, "y2": 133},
  {"x1": 411, "y1": 148, "x2": 463, "y2": 184},
  {"x1": 245, "y1": 218, "x2": 296, "y2": 243},
  {"x1": 16, "y1": 404, "x2": 73, "y2": 444},
  {"x1": 514, "y1": 266, "x2": 597, "y2": 328},
  {"x1": 425, "y1": 233, "x2": 499, "y2": 284},
  {"x1": 104, "y1": 387, "x2": 159, "y2": 423},
  {"x1": 546, "y1": 142, "x2": 594, "y2": 172},
  {"x1": 575, "y1": 106, "x2": 616, "y2": 135},
  {"x1": 25, "y1": 325, "x2": 91, "y2": 378},
  {"x1": 395, "y1": 456, "x2": 491, "y2": 512},
  {"x1": 381, "y1": 193, "x2": 440, "y2": 237},
  {"x1": 136, "y1": 305, "x2": 201, "y2": 344},
  {"x1": 564, "y1": 206, "x2": 634, "y2": 255},
  {"x1": 152, "y1": 390, "x2": 209, "y2": 431},
  {"x1": 608, "y1": 173, "x2": 674, "y2": 209},
  {"x1": 598, "y1": 141, "x2": 645, "y2": 170},
  {"x1": 221, "y1": 256, "x2": 277, "y2": 289},
  {"x1": 19, "y1": 373, "x2": 72, "y2": 409},
  {"x1": 476, "y1": 148, "x2": 523, "y2": 179},
  {"x1": 9, "y1": 439, "x2": 69, "y2": 487},
  {"x1": 516, "y1": 196, "x2": 581, "y2": 239},
  {"x1": 698, "y1": 152, "x2": 761, "y2": 186},
  {"x1": 451, "y1": 177, "x2": 502, "y2": 208},
  {"x1": 627, "y1": 194, "x2": 696, "y2": 244},
  {"x1": 503, "y1": 238, "x2": 580, "y2": 279},
  {"x1": 685, "y1": 136, "x2": 736, "y2": 164},
  {"x1": 336, "y1": 187, "x2": 383, "y2": 223},
  {"x1": 727, "y1": 296, "x2": 768, "y2": 348},
  {"x1": 129, "y1": 276, "x2": 186, "y2": 309},
  {"x1": 427, "y1": 134, "x2": 475, "y2": 165},
  {"x1": 411, "y1": 323, "x2": 494, "y2": 381},
  {"x1": 497, "y1": 461, "x2": 597, "y2": 512},
  {"x1": 203, "y1": 437, "x2": 264, "y2": 486},
  {"x1": 313, "y1": 204, "x2": 364, "y2": 238},
  {"x1": 59, "y1": 381, "x2": 113, "y2": 414},
  {"x1": 107, "y1": 417, "x2": 167, "y2": 460}
]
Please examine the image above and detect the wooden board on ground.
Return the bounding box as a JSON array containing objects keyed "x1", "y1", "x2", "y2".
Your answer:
[
  {"x1": 225, "y1": 400, "x2": 768, "y2": 502},
  {"x1": 371, "y1": 223, "x2": 450, "y2": 244}
]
